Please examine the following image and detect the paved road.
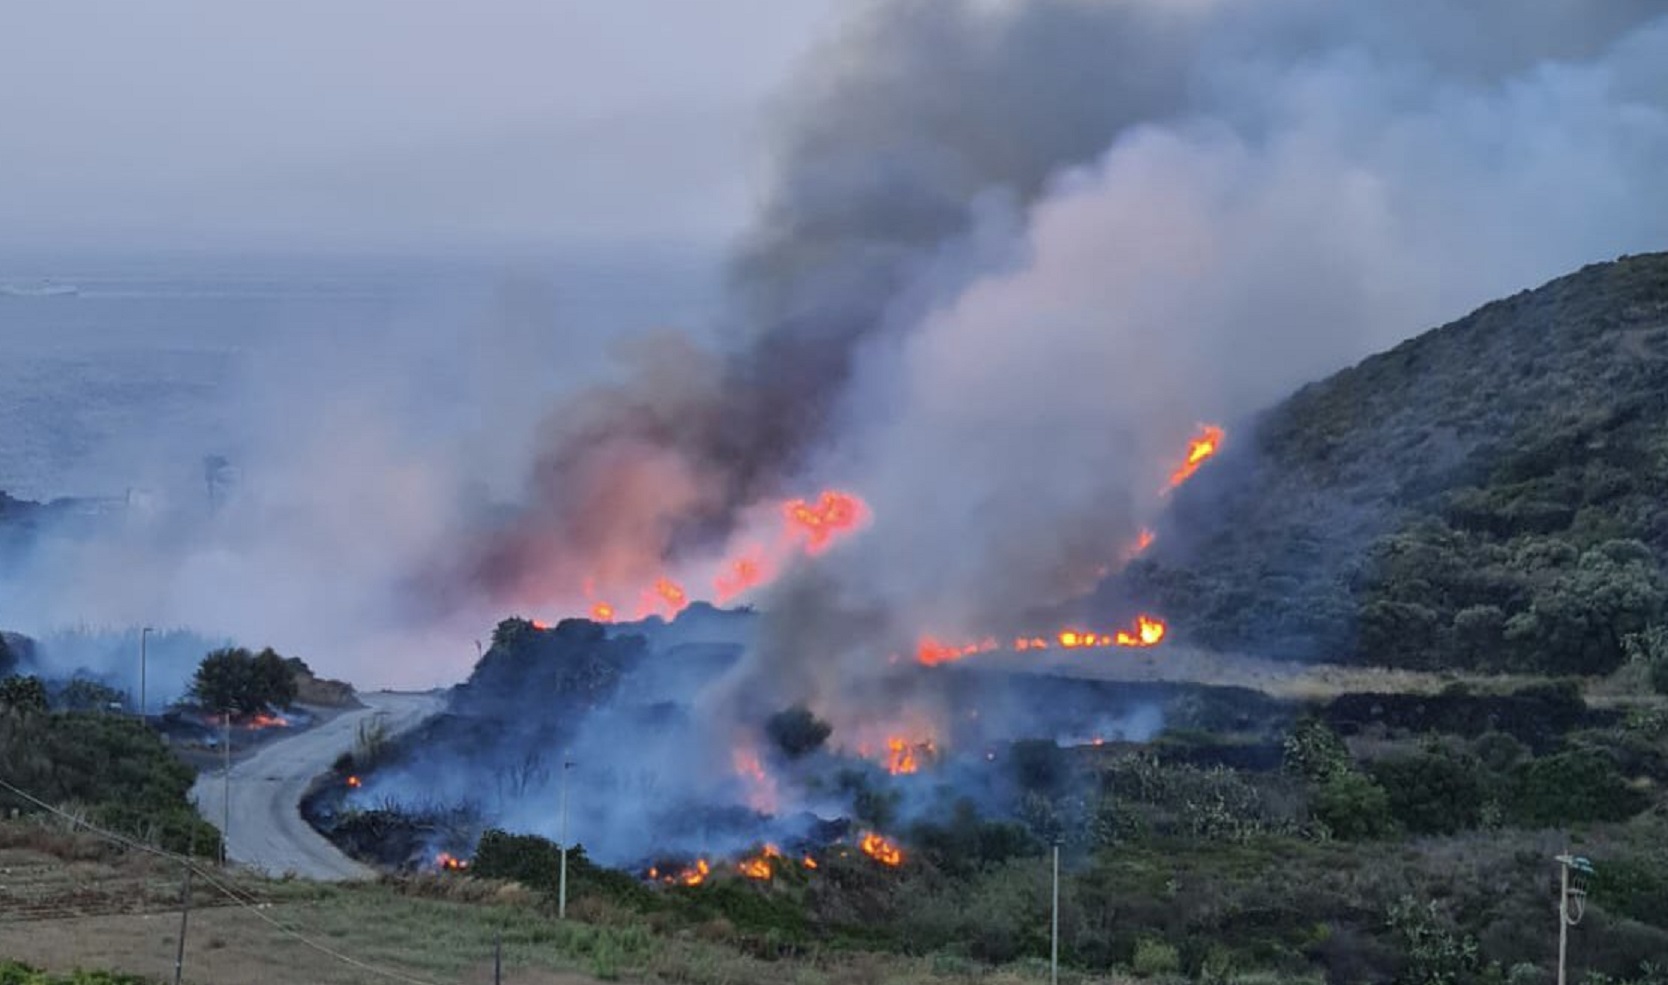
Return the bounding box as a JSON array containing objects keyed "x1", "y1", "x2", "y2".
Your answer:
[{"x1": 190, "y1": 691, "x2": 443, "y2": 881}]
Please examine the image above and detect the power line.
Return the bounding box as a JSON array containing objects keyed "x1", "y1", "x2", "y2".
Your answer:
[{"x1": 0, "y1": 775, "x2": 447, "y2": 985}]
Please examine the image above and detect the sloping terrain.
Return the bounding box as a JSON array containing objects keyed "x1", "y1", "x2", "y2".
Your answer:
[{"x1": 1115, "y1": 252, "x2": 1668, "y2": 673}]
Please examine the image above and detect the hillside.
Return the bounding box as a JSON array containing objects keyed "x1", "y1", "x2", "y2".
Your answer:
[{"x1": 1119, "y1": 252, "x2": 1668, "y2": 675}]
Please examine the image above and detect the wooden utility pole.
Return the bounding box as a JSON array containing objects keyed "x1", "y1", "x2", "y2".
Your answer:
[
  {"x1": 172, "y1": 866, "x2": 193, "y2": 985},
  {"x1": 1051, "y1": 842, "x2": 1060, "y2": 985},
  {"x1": 1555, "y1": 853, "x2": 1593, "y2": 985}
]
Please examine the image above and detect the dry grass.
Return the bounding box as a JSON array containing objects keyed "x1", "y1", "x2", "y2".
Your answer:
[
  {"x1": 0, "y1": 821, "x2": 1147, "y2": 985},
  {"x1": 985, "y1": 644, "x2": 1552, "y2": 700}
]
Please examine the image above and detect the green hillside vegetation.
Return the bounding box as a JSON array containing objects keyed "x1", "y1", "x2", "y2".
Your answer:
[
  {"x1": 0, "y1": 675, "x2": 221, "y2": 857},
  {"x1": 1125, "y1": 252, "x2": 1668, "y2": 677}
]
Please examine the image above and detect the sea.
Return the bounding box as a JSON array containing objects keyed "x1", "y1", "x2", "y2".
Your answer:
[{"x1": 0, "y1": 250, "x2": 721, "y2": 503}]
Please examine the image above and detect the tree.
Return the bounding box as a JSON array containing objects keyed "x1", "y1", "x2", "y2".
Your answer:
[
  {"x1": 1313, "y1": 770, "x2": 1393, "y2": 840},
  {"x1": 0, "y1": 675, "x2": 48, "y2": 712},
  {"x1": 189, "y1": 647, "x2": 298, "y2": 715},
  {"x1": 1370, "y1": 747, "x2": 1484, "y2": 835},
  {"x1": 56, "y1": 677, "x2": 126, "y2": 713},
  {"x1": 766, "y1": 705, "x2": 832, "y2": 759}
]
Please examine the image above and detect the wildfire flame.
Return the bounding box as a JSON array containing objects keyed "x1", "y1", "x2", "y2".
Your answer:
[
  {"x1": 570, "y1": 489, "x2": 871, "y2": 620},
  {"x1": 802, "y1": 855, "x2": 819, "y2": 870},
  {"x1": 244, "y1": 712, "x2": 290, "y2": 730},
  {"x1": 914, "y1": 614, "x2": 1168, "y2": 666},
  {"x1": 737, "y1": 844, "x2": 782, "y2": 881},
  {"x1": 1166, "y1": 424, "x2": 1225, "y2": 490},
  {"x1": 883, "y1": 737, "x2": 935, "y2": 776},
  {"x1": 435, "y1": 852, "x2": 470, "y2": 872},
  {"x1": 714, "y1": 551, "x2": 770, "y2": 603},
  {"x1": 783, "y1": 490, "x2": 869, "y2": 555},
  {"x1": 345, "y1": 775, "x2": 362, "y2": 789},
  {"x1": 732, "y1": 744, "x2": 779, "y2": 814},
  {"x1": 859, "y1": 832, "x2": 904, "y2": 867},
  {"x1": 1126, "y1": 527, "x2": 1156, "y2": 560},
  {"x1": 652, "y1": 859, "x2": 710, "y2": 887}
]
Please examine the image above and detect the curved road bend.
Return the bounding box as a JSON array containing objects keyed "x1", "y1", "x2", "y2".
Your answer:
[{"x1": 190, "y1": 691, "x2": 443, "y2": 881}]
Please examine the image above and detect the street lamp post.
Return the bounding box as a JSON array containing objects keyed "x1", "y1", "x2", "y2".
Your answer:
[
  {"x1": 139, "y1": 627, "x2": 153, "y2": 720},
  {"x1": 221, "y1": 710, "x2": 231, "y2": 866},
  {"x1": 559, "y1": 757, "x2": 575, "y2": 920},
  {"x1": 1051, "y1": 841, "x2": 1060, "y2": 985}
]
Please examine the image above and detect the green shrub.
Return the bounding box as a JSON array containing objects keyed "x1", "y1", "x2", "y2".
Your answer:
[
  {"x1": 1370, "y1": 748, "x2": 1485, "y2": 835},
  {"x1": 1312, "y1": 771, "x2": 1394, "y2": 840},
  {"x1": 1132, "y1": 938, "x2": 1182, "y2": 977},
  {"x1": 0, "y1": 962, "x2": 155, "y2": 984},
  {"x1": 1508, "y1": 750, "x2": 1649, "y2": 826},
  {"x1": 1283, "y1": 719, "x2": 1352, "y2": 783}
]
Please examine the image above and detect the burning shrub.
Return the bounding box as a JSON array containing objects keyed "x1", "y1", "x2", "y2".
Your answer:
[{"x1": 765, "y1": 705, "x2": 832, "y2": 760}]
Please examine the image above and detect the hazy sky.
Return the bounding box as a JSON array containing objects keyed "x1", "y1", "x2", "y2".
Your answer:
[{"x1": 0, "y1": 0, "x2": 842, "y2": 253}]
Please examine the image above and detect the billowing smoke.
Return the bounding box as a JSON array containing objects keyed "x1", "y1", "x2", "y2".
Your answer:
[
  {"x1": 465, "y1": 0, "x2": 1668, "y2": 661},
  {"x1": 332, "y1": 0, "x2": 1668, "y2": 870},
  {"x1": 6, "y1": 2, "x2": 1668, "y2": 735}
]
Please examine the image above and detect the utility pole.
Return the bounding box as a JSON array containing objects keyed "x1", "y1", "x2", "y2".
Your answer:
[
  {"x1": 221, "y1": 711, "x2": 232, "y2": 866},
  {"x1": 172, "y1": 865, "x2": 193, "y2": 985},
  {"x1": 1555, "y1": 853, "x2": 1593, "y2": 985},
  {"x1": 558, "y1": 756, "x2": 575, "y2": 920},
  {"x1": 139, "y1": 627, "x2": 153, "y2": 721},
  {"x1": 1051, "y1": 841, "x2": 1060, "y2": 985}
]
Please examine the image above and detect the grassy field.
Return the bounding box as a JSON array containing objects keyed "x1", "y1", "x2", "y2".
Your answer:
[
  {"x1": 988, "y1": 643, "x2": 1663, "y2": 708},
  {"x1": 0, "y1": 821, "x2": 1135, "y2": 985}
]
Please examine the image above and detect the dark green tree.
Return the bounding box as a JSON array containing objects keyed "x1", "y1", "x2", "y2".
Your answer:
[
  {"x1": 1312, "y1": 770, "x2": 1394, "y2": 840},
  {"x1": 189, "y1": 647, "x2": 298, "y2": 714},
  {"x1": 0, "y1": 675, "x2": 48, "y2": 712},
  {"x1": 55, "y1": 677, "x2": 126, "y2": 713},
  {"x1": 1370, "y1": 747, "x2": 1485, "y2": 835},
  {"x1": 765, "y1": 705, "x2": 832, "y2": 759}
]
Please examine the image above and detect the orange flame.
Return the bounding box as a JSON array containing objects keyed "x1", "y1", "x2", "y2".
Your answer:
[
  {"x1": 737, "y1": 844, "x2": 782, "y2": 881},
  {"x1": 783, "y1": 491, "x2": 869, "y2": 554},
  {"x1": 732, "y1": 744, "x2": 779, "y2": 814},
  {"x1": 883, "y1": 737, "x2": 936, "y2": 776},
  {"x1": 915, "y1": 636, "x2": 1000, "y2": 667},
  {"x1": 589, "y1": 602, "x2": 616, "y2": 623},
  {"x1": 802, "y1": 855, "x2": 819, "y2": 870},
  {"x1": 913, "y1": 615, "x2": 1169, "y2": 666},
  {"x1": 436, "y1": 852, "x2": 470, "y2": 872},
  {"x1": 714, "y1": 551, "x2": 771, "y2": 604},
  {"x1": 859, "y1": 832, "x2": 903, "y2": 867},
  {"x1": 531, "y1": 620, "x2": 551, "y2": 630},
  {"x1": 1126, "y1": 527, "x2": 1156, "y2": 560},
  {"x1": 637, "y1": 577, "x2": 689, "y2": 620},
  {"x1": 345, "y1": 775, "x2": 362, "y2": 789},
  {"x1": 1167, "y1": 424, "x2": 1225, "y2": 489},
  {"x1": 665, "y1": 858, "x2": 710, "y2": 886},
  {"x1": 245, "y1": 712, "x2": 289, "y2": 730},
  {"x1": 1115, "y1": 614, "x2": 1167, "y2": 647}
]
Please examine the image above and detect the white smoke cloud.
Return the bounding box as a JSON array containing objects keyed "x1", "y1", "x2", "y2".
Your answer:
[
  {"x1": 6, "y1": 0, "x2": 1667, "y2": 701},
  {"x1": 786, "y1": 0, "x2": 1668, "y2": 650}
]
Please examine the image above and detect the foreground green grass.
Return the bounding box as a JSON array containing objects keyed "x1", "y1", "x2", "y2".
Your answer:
[{"x1": 0, "y1": 963, "x2": 153, "y2": 985}]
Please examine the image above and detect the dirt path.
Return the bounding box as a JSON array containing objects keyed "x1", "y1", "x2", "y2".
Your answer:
[{"x1": 190, "y1": 691, "x2": 443, "y2": 881}]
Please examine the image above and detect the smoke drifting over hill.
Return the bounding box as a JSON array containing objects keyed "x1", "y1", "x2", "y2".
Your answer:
[
  {"x1": 465, "y1": 0, "x2": 1668, "y2": 658},
  {"x1": 4, "y1": 0, "x2": 1668, "y2": 694}
]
